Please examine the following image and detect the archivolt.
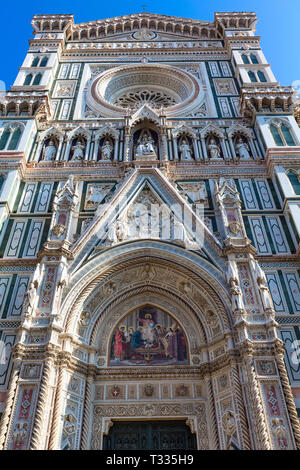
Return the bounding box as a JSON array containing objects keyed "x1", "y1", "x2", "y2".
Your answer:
[{"x1": 61, "y1": 243, "x2": 232, "y2": 339}]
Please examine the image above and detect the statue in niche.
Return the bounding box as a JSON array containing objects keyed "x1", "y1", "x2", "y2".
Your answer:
[
  {"x1": 101, "y1": 139, "x2": 113, "y2": 160},
  {"x1": 208, "y1": 137, "x2": 221, "y2": 160},
  {"x1": 71, "y1": 140, "x2": 85, "y2": 160},
  {"x1": 136, "y1": 134, "x2": 156, "y2": 156},
  {"x1": 235, "y1": 137, "x2": 251, "y2": 159},
  {"x1": 42, "y1": 139, "x2": 57, "y2": 161},
  {"x1": 179, "y1": 139, "x2": 193, "y2": 161}
]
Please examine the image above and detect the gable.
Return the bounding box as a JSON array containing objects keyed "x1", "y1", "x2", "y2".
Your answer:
[{"x1": 69, "y1": 167, "x2": 223, "y2": 275}]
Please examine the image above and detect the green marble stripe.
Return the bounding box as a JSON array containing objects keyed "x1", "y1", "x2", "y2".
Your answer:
[
  {"x1": 262, "y1": 216, "x2": 275, "y2": 254},
  {"x1": 252, "y1": 179, "x2": 263, "y2": 210},
  {"x1": 0, "y1": 219, "x2": 13, "y2": 258},
  {"x1": 278, "y1": 270, "x2": 294, "y2": 314},
  {"x1": 2, "y1": 274, "x2": 17, "y2": 319},
  {"x1": 13, "y1": 181, "x2": 25, "y2": 213},
  {"x1": 18, "y1": 219, "x2": 31, "y2": 258},
  {"x1": 279, "y1": 215, "x2": 296, "y2": 254}
]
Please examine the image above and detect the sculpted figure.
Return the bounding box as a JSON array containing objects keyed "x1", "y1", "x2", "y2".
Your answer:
[
  {"x1": 71, "y1": 140, "x2": 85, "y2": 160},
  {"x1": 23, "y1": 280, "x2": 38, "y2": 312},
  {"x1": 42, "y1": 140, "x2": 57, "y2": 161},
  {"x1": 101, "y1": 139, "x2": 113, "y2": 160},
  {"x1": 235, "y1": 137, "x2": 251, "y2": 159},
  {"x1": 179, "y1": 139, "x2": 193, "y2": 161},
  {"x1": 136, "y1": 135, "x2": 156, "y2": 156},
  {"x1": 208, "y1": 137, "x2": 221, "y2": 160}
]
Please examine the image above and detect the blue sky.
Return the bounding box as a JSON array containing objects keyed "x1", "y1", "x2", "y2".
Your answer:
[{"x1": 1, "y1": 0, "x2": 300, "y2": 93}]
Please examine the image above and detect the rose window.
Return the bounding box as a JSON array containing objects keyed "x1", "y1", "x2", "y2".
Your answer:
[
  {"x1": 87, "y1": 64, "x2": 204, "y2": 118},
  {"x1": 113, "y1": 89, "x2": 177, "y2": 110}
]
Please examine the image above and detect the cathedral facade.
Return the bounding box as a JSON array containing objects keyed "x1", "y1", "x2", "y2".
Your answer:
[{"x1": 0, "y1": 11, "x2": 300, "y2": 450}]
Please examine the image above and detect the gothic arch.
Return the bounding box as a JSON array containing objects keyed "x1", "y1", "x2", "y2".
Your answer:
[{"x1": 60, "y1": 242, "x2": 232, "y2": 346}]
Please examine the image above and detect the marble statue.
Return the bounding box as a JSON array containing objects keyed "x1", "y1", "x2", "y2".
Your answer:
[
  {"x1": 42, "y1": 140, "x2": 57, "y2": 161},
  {"x1": 101, "y1": 139, "x2": 113, "y2": 160},
  {"x1": 136, "y1": 135, "x2": 156, "y2": 156},
  {"x1": 235, "y1": 137, "x2": 251, "y2": 159},
  {"x1": 71, "y1": 141, "x2": 85, "y2": 160},
  {"x1": 179, "y1": 139, "x2": 193, "y2": 161},
  {"x1": 208, "y1": 137, "x2": 221, "y2": 160}
]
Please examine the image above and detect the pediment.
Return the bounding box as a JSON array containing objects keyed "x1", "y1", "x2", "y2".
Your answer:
[{"x1": 69, "y1": 168, "x2": 224, "y2": 275}]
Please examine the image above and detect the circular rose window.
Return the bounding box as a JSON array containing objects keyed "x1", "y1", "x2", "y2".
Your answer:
[{"x1": 86, "y1": 64, "x2": 204, "y2": 118}]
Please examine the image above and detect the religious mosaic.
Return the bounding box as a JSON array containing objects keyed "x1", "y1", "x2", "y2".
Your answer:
[{"x1": 109, "y1": 306, "x2": 188, "y2": 366}]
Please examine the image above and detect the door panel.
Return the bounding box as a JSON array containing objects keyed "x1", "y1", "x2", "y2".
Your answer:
[{"x1": 103, "y1": 420, "x2": 197, "y2": 450}]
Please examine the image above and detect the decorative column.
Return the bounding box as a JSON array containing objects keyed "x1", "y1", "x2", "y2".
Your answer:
[
  {"x1": 80, "y1": 372, "x2": 95, "y2": 449},
  {"x1": 204, "y1": 374, "x2": 219, "y2": 449},
  {"x1": 63, "y1": 140, "x2": 71, "y2": 161},
  {"x1": 30, "y1": 355, "x2": 55, "y2": 450},
  {"x1": 84, "y1": 137, "x2": 91, "y2": 160},
  {"x1": 192, "y1": 138, "x2": 200, "y2": 159},
  {"x1": 56, "y1": 137, "x2": 64, "y2": 161},
  {"x1": 249, "y1": 138, "x2": 258, "y2": 159},
  {"x1": 161, "y1": 133, "x2": 168, "y2": 162},
  {"x1": 113, "y1": 138, "x2": 119, "y2": 161},
  {"x1": 48, "y1": 357, "x2": 69, "y2": 449},
  {"x1": 221, "y1": 138, "x2": 229, "y2": 160},
  {"x1": 276, "y1": 350, "x2": 300, "y2": 449},
  {"x1": 0, "y1": 360, "x2": 22, "y2": 450},
  {"x1": 34, "y1": 139, "x2": 43, "y2": 162},
  {"x1": 228, "y1": 136, "x2": 236, "y2": 160},
  {"x1": 230, "y1": 362, "x2": 251, "y2": 449},
  {"x1": 93, "y1": 137, "x2": 99, "y2": 161},
  {"x1": 201, "y1": 137, "x2": 208, "y2": 160},
  {"x1": 172, "y1": 135, "x2": 179, "y2": 160},
  {"x1": 123, "y1": 132, "x2": 130, "y2": 162},
  {"x1": 244, "y1": 354, "x2": 272, "y2": 450}
]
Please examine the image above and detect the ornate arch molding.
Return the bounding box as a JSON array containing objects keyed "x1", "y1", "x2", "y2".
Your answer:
[{"x1": 61, "y1": 244, "x2": 232, "y2": 341}]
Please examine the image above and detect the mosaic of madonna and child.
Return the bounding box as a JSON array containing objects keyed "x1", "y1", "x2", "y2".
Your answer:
[{"x1": 109, "y1": 306, "x2": 188, "y2": 366}]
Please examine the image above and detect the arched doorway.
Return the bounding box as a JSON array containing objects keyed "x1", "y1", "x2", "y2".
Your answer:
[
  {"x1": 57, "y1": 242, "x2": 251, "y2": 450},
  {"x1": 103, "y1": 420, "x2": 197, "y2": 450}
]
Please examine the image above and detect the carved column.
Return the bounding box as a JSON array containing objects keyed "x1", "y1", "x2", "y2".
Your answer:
[
  {"x1": 48, "y1": 361, "x2": 68, "y2": 449},
  {"x1": 192, "y1": 138, "x2": 200, "y2": 159},
  {"x1": 200, "y1": 137, "x2": 208, "y2": 160},
  {"x1": 172, "y1": 135, "x2": 178, "y2": 160},
  {"x1": 204, "y1": 374, "x2": 219, "y2": 449},
  {"x1": 30, "y1": 355, "x2": 55, "y2": 450},
  {"x1": 276, "y1": 351, "x2": 300, "y2": 449},
  {"x1": 161, "y1": 133, "x2": 168, "y2": 161},
  {"x1": 230, "y1": 362, "x2": 251, "y2": 449},
  {"x1": 93, "y1": 137, "x2": 99, "y2": 160},
  {"x1": 84, "y1": 137, "x2": 91, "y2": 160},
  {"x1": 80, "y1": 373, "x2": 94, "y2": 449},
  {"x1": 0, "y1": 360, "x2": 21, "y2": 450},
  {"x1": 228, "y1": 136, "x2": 236, "y2": 160},
  {"x1": 55, "y1": 137, "x2": 64, "y2": 161},
  {"x1": 244, "y1": 354, "x2": 272, "y2": 450},
  {"x1": 123, "y1": 132, "x2": 130, "y2": 162},
  {"x1": 113, "y1": 138, "x2": 119, "y2": 161}
]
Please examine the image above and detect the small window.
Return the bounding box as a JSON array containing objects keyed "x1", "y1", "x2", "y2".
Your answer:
[
  {"x1": 242, "y1": 54, "x2": 250, "y2": 64},
  {"x1": 32, "y1": 73, "x2": 42, "y2": 85},
  {"x1": 24, "y1": 73, "x2": 33, "y2": 85},
  {"x1": 270, "y1": 124, "x2": 284, "y2": 146},
  {"x1": 7, "y1": 128, "x2": 21, "y2": 150},
  {"x1": 31, "y1": 57, "x2": 40, "y2": 67},
  {"x1": 250, "y1": 54, "x2": 259, "y2": 64},
  {"x1": 40, "y1": 57, "x2": 48, "y2": 67},
  {"x1": 281, "y1": 125, "x2": 295, "y2": 146},
  {"x1": 0, "y1": 129, "x2": 11, "y2": 150},
  {"x1": 257, "y1": 71, "x2": 267, "y2": 82},
  {"x1": 248, "y1": 71, "x2": 257, "y2": 83}
]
